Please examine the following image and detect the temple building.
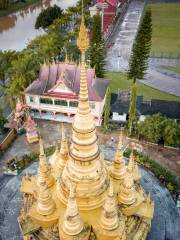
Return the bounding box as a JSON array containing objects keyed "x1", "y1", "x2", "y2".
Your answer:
[
  {"x1": 24, "y1": 59, "x2": 109, "y2": 126},
  {"x1": 18, "y1": 10, "x2": 154, "y2": 240}
]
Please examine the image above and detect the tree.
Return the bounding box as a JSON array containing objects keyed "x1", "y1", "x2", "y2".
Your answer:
[
  {"x1": 0, "y1": 0, "x2": 9, "y2": 10},
  {"x1": 128, "y1": 83, "x2": 137, "y2": 136},
  {"x1": 27, "y1": 32, "x2": 63, "y2": 62},
  {"x1": 138, "y1": 114, "x2": 164, "y2": 143},
  {"x1": 128, "y1": 8, "x2": 152, "y2": 81},
  {"x1": 90, "y1": 14, "x2": 106, "y2": 78},
  {"x1": 103, "y1": 87, "x2": 111, "y2": 130},
  {"x1": 1, "y1": 52, "x2": 40, "y2": 108},
  {"x1": 127, "y1": 8, "x2": 152, "y2": 135},
  {"x1": 35, "y1": 4, "x2": 63, "y2": 30},
  {"x1": 0, "y1": 50, "x2": 18, "y2": 87},
  {"x1": 0, "y1": 108, "x2": 7, "y2": 133},
  {"x1": 162, "y1": 119, "x2": 180, "y2": 146}
]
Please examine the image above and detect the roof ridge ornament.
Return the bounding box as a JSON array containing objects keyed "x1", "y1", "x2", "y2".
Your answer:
[{"x1": 77, "y1": 0, "x2": 89, "y2": 52}]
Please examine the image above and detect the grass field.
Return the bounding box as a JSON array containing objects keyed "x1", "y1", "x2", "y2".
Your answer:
[
  {"x1": 148, "y1": 3, "x2": 180, "y2": 57},
  {"x1": 0, "y1": 0, "x2": 40, "y2": 18},
  {"x1": 161, "y1": 66, "x2": 180, "y2": 74},
  {"x1": 106, "y1": 72, "x2": 180, "y2": 101}
]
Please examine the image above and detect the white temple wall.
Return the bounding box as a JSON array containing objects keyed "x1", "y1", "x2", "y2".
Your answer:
[
  {"x1": 25, "y1": 94, "x2": 104, "y2": 125},
  {"x1": 112, "y1": 112, "x2": 127, "y2": 122}
]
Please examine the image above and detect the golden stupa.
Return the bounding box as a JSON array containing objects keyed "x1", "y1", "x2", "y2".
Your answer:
[{"x1": 18, "y1": 11, "x2": 154, "y2": 240}]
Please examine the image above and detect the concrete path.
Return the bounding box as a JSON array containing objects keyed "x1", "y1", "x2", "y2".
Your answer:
[
  {"x1": 0, "y1": 146, "x2": 179, "y2": 240},
  {"x1": 106, "y1": 0, "x2": 145, "y2": 72}
]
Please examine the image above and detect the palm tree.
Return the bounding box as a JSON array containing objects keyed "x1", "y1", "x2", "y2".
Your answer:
[
  {"x1": 1, "y1": 52, "x2": 40, "y2": 108},
  {"x1": 0, "y1": 50, "x2": 18, "y2": 87}
]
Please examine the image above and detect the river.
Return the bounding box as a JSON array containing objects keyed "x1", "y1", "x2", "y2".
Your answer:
[{"x1": 0, "y1": 0, "x2": 78, "y2": 51}]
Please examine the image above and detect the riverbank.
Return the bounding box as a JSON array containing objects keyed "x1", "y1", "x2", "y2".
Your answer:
[{"x1": 0, "y1": 0, "x2": 41, "y2": 18}]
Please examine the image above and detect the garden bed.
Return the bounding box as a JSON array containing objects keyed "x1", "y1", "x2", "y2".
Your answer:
[
  {"x1": 124, "y1": 149, "x2": 180, "y2": 201},
  {"x1": 3, "y1": 145, "x2": 55, "y2": 175}
]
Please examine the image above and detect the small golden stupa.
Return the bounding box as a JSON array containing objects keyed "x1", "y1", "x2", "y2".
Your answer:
[{"x1": 18, "y1": 10, "x2": 154, "y2": 240}]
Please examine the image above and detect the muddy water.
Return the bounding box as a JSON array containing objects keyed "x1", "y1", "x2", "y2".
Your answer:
[{"x1": 0, "y1": 0, "x2": 78, "y2": 51}]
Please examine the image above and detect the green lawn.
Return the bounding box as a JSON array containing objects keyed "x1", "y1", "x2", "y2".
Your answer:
[
  {"x1": 148, "y1": 3, "x2": 180, "y2": 57},
  {"x1": 0, "y1": 0, "x2": 40, "y2": 18},
  {"x1": 161, "y1": 66, "x2": 180, "y2": 74},
  {"x1": 106, "y1": 72, "x2": 180, "y2": 101}
]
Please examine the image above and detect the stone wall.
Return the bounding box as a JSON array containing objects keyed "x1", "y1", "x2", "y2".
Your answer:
[{"x1": 127, "y1": 138, "x2": 180, "y2": 177}]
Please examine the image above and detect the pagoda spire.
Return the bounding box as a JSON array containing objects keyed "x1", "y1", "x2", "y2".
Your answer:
[
  {"x1": 62, "y1": 184, "x2": 84, "y2": 236},
  {"x1": 100, "y1": 181, "x2": 119, "y2": 230},
  {"x1": 127, "y1": 150, "x2": 141, "y2": 181},
  {"x1": 37, "y1": 137, "x2": 54, "y2": 188},
  {"x1": 57, "y1": 2, "x2": 108, "y2": 210},
  {"x1": 37, "y1": 181, "x2": 56, "y2": 216},
  {"x1": 49, "y1": 141, "x2": 59, "y2": 166},
  {"x1": 70, "y1": 0, "x2": 98, "y2": 161},
  {"x1": 127, "y1": 151, "x2": 135, "y2": 174},
  {"x1": 118, "y1": 171, "x2": 136, "y2": 205},
  {"x1": 56, "y1": 124, "x2": 69, "y2": 172},
  {"x1": 110, "y1": 130, "x2": 126, "y2": 180}
]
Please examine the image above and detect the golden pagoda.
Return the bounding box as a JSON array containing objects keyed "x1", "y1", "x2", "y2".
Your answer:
[{"x1": 18, "y1": 6, "x2": 154, "y2": 240}]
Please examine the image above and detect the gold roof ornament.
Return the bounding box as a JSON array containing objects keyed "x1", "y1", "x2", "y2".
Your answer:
[
  {"x1": 127, "y1": 151, "x2": 135, "y2": 174},
  {"x1": 110, "y1": 131, "x2": 126, "y2": 180},
  {"x1": 127, "y1": 150, "x2": 142, "y2": 181},
  {"x1": 55, "y1": 124, "x2": 69, "y2": 175},
  {"x1": 49, "y1": 141, "x2": 59, "y2": 166},
  {"x1": 61, "y1": 184, "x2": 84, "y2": 236},
  {"x1": 37, "y1": 137, "x2": 54, "y2": 188},
  {"x1": 100, "y1": 180, "x2": 119, "y2": 231},
  {"x1": 77, "y1": 15, "x2": 89, "y2": 52},
  {"x1": 118, "y1": 171, "x2": 136, "y2": 206},
  {"x1": 36, "y1": 181, "x2": 56, "y2": 216}
]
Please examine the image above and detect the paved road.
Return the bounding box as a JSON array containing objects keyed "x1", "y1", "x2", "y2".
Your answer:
[
  {"x1": 0, "y1": 146, "x2": 179, "y2": 240},
  {"x1": 106, "y1": 0, "x2": 145, "y2": 72},
  {"x1": 140, "y1": 67, "x2": 180, "y2": 97}
]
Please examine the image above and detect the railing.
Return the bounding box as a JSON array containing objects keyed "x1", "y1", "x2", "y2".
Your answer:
[{"x1": 150, "y1": 52, "x2": 180, "y2": 59}]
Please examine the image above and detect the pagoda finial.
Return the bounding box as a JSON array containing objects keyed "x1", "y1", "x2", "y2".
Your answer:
[
  {"x1": 118, "y1": 129, "x2": 123, "y2": 150},
  {"x1": 110, "y1": 131, "x2": 126, "y2": 180},
  {"x1": 37, "y1": 137, "x2": 54, "y2": 188},
  {"x1": 62, "y1": 183, "x2": 84, "y2": 235},
  {"x1": 59, "y1": 123, "x2": 68, "y2": 157},
  {"x1": 77, "y1": 0, "x2": 89, "y2": 52},
  {"x1": 61, "y1": 123, "x2": 65, "y2": 141},
  {"x1": 37, "y1": 181, "x2": 56, "y2": 216},
  {"x1": 39, "y1": 136, "x2": 45, "y2": 156},
  {"x1": 100, "y1": 180, "x2": 119, "y2": 230},
  {"x1": 65, "y1": 53, "x2": 68, "y2": 64},
  {"x1": 52, "y1": 124, "x2": 68, "y2": 176},
  {"x1": 49, "y1": 141, "x2": 59, "y2": 166},
  {"x1": 127, "y1": 151, "x2": 135, "y2": 173},
  {"x1": 118, "y1": 171, "x2": 136, "y2": 205}
]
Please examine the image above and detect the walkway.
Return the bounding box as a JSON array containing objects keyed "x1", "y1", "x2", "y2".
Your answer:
[{"x1": 106, "y1": 0, "x2": 145, "y2": 72}]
